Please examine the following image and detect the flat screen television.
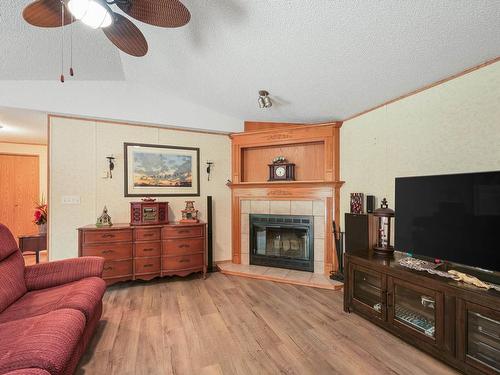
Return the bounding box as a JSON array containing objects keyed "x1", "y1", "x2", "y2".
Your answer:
[{"x1": 395, "y1": 171, "x2": 500, "y2": 272}]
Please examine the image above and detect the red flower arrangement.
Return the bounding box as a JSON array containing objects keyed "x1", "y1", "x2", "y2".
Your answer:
[{"x1": 33, "y1": 202, "x2": 47, "y2": 225}]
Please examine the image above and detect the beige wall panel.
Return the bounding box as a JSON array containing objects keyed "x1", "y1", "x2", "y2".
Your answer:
[
  {"x1": 341, "y1": 62, "x2": 500, "y2": 234},
  {"x1": 49, "y1": 117, "x2": 96, "y2": 260},
  {"x1": 49, "y1": 117, "x2": 232, "y2": 262}
]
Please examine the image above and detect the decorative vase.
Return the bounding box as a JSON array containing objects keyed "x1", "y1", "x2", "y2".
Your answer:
[{"x1": 38, "y1": 223, "x2": 47, "y2": 234}]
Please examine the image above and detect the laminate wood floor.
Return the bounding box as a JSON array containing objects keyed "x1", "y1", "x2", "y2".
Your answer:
[{"x1": 77, "y1": 272, "x2": 458, "y2": 375}]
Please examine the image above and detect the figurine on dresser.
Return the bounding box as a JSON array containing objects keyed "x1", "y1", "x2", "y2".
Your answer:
[{"x1": 180, "y1": 200, "x2": 199, "y2": 223}]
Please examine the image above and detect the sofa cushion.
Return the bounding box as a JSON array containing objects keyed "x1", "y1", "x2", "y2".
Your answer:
[
  {"x1": 0, "y1": 252, "x2": 27, "y2": 314},
  {"x1": 0, "y1": 308, "x2": 85, "y2": 375},
  {"x1": 0, "y1": 277, "x2": 105, "y2": 324}
]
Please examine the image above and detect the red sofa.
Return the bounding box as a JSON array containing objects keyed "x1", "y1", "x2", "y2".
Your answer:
[{"x1": 0, "y1": 224, "x2": 106, "y2": 375}]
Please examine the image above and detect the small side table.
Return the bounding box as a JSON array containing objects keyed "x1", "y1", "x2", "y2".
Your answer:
[{"x1": 18, "y1": 233, "x2": 47, "y2": 264}]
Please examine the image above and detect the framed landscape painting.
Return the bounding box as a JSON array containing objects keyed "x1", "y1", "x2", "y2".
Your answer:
[{"x1": 124, "y1": 143, "x2": 200, "y2": 197}]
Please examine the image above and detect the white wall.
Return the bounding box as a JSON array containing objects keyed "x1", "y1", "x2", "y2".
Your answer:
[
  {"x1": 340, "y1": 61, "x2": 500, "y2": 229},
  {"x1": 49, "y1": 117, "x2": 232, "y2": 261},
  {"x1": 0, "y1": 81, "x2": 243, "y2": 133},
  {"x1": 0, "y1": 142, "x2": 48, "y2": 199}
]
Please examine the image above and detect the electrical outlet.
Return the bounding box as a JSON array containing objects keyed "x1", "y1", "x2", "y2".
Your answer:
[{"x1": 61, "y1": 196, "x2": 81, "y2": 204}]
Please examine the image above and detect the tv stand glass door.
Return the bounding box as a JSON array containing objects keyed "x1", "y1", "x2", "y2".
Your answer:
[
  {"x1": 458, "y1": 300, "x2": 500, "y2": 374},
  {"x1": 387, "y1": 276, "x2": 444, "y2": 347},
  {"x1": 348, "y1": 263, "x2": 387, "y2": 321}
]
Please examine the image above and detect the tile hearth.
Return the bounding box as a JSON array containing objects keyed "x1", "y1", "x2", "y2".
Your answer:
[{"x1": 217, "y1": 262, "x2": 343, "y2": 290}]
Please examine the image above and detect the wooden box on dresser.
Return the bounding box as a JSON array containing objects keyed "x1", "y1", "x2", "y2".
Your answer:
[
  {"x1": 78, "y1": 222, "x2": 207, "y2": 285},
  {"x1": 344, "y1": 249, "x2": 500, "y2": 375}
]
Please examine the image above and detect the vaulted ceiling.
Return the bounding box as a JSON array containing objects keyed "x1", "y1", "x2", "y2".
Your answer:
[{"x1": 0, "y1": 0, "x2": 499, "y2": 133}]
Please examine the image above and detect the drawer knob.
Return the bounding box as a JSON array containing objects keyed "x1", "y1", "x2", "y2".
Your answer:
[
  {"x1": 102, "y1": 250, "x2": 113, "y2": 254},
  {"x1": 144, "y1": 233, "x2": 154, "y2": 237},
  {"x1": 179, "y1": 258, "x2": 190, "y2": 263},
  {"x1": 102, "y1": 234, "x2": 115, "y2": 238},
  {"x1": 178, "y1": 230, "x2": 190, "y2": 234},
  {"x1": 144, "y1": 264, "x2": 153, "y2": 268},
  {"x1": 179, "y1": 244, "x2": 190, "y2": 248},
  {"x1": 104, "y1": 266, "x2": 113, "y2": 271},
  {"x1": 143, "y1": 248, "x2": 154, "y2": 252}
]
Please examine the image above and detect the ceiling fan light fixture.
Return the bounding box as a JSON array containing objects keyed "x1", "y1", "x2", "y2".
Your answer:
[
  {"x1": 68, "y1": 0, "x2": 113, "y2": 29},
  {"x1": 68, "y1": 0, "x2": 89, "y2": 19}
]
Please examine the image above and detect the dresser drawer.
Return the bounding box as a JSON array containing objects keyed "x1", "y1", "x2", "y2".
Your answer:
[
  {"x1": 82, "y1": 243, "x2": 132, "y2": 260},
  {"x1": 83, "y1": 229, "x2": 132, "y2": 244},
  {"x1": 103, "y1": 260, "x2": 133, "y2": 278},
  {"x1": 135, "y1": 257, "x2": 161, "y2": 274},
  {"x1": 163, "y1": 253, "x2": 204, "y2": 271},
  {"x1": 163, "y1": 225, "x2": 203, "y2": 239},
  {"x1": 135, "y1": 227, "x2": 161, "y2": 241},
  {"x1": 135, "y1": 241, "x2": 161, "y2": 257},
  {"x1": 163, "y1": 238, "x2": 204, "y2": 256}
]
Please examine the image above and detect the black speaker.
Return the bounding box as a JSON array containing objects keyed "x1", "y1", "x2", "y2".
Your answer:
[
  {"x1": 366, "y1": 195, "x2": 375, "y2": 213},
  {"x1": 207, "y1": 196, "x2": 214, "y2": 272},
  {"x1": 345, "y1": 213, "x2": 377, "y2": 252}
]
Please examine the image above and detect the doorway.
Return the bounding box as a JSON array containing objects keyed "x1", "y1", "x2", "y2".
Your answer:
[
  {"x1": 0, "y1": 107, "x2": 49, "y2": 264},
  {"x1": 0, "y1": 154, "x2": 40, "y2": 238}
]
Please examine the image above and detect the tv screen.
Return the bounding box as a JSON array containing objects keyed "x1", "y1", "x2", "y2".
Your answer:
[{"x1": 395, "y1": 171, "x2": 500, "y2": 271}]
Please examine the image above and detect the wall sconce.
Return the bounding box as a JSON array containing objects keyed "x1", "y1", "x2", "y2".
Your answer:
[
  {"x1": 206, "y1": 161, "x2": 214, "y2": 181},
  {"x1": 106, "y1": 155, "x2": 115, "y2": 179},
  {"x1": 258, "y1": 90, "x2": 272, "y2": 108}
]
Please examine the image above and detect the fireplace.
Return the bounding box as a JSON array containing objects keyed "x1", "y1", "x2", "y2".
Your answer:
[{"x1": 250, "y1": 214, "x2": 314, "y2": 272}]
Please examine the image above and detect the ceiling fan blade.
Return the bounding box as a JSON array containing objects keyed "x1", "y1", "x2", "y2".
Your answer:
[
  {"x1": 23, "y1": 0, "x2": 74, "y2": 28},
  {"x1": 116, "y1": 0, "x2": 190, "y2": 28},
  {"x1": 103, "y1": 13, "x2": 148, "y2": 57}
]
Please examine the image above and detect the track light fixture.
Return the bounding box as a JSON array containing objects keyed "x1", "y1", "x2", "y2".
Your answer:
[{"x1": 258, "y1": 90, "x2": 272, "y2": 108}]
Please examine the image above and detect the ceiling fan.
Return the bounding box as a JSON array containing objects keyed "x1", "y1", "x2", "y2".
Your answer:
[{"x1": 22, "y1": 0, "x2": 190, "y2": 77}]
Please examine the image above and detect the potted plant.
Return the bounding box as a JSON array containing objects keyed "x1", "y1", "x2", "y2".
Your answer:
[{"x1": 33, "y1": 198, "x2": 47, "y2": 234}]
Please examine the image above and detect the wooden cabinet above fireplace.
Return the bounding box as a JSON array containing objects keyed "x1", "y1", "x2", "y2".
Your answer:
[{"x1": 230, "y1": 122, "x2": 343, "y2": 186}]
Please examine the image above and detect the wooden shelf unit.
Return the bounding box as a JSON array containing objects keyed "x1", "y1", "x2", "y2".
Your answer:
[{"x1": 231, "y1": 123, "x2": 342, "y2": 185}]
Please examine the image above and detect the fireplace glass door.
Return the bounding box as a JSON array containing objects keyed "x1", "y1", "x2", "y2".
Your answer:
[{"x1": 250, "y1": 214, "x2": 314, "y2": 272}]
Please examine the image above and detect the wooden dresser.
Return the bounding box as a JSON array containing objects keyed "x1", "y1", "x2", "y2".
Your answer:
[{"x1": 78, "y1": 222, "x2": 207, "y2": 285}]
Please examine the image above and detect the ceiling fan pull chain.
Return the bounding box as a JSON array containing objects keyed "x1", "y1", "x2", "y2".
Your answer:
[
  {"x1": 70, "y1": 14, "x2": 74, "y2": 77},
  {"x1": 60, "y1": 1, "x2": 65, "y2": 83}
]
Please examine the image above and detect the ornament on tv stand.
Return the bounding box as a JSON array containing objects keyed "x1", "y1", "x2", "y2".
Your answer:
[
  {"x1": 350, "y1": 193, "x2": 364, "y2": 214},
  {"x1": 373, "y1": 198, "x2": 395, "y2": 256},
  {"x1": 180, "y1": 200, "x2": 199, "y2": 223}
]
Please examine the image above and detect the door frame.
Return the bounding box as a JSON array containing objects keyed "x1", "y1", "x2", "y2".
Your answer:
[{"x1": 0, "y1": 120, "x2": 50, "y2": 260}]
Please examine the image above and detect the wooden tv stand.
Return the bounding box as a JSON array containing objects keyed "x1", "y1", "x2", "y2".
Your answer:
[{"x1": 344, "y1": 249, "x2": 500, "y2": 375}]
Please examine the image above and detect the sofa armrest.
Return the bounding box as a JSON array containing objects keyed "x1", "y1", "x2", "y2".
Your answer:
[
  {"x1": 3, "y1": 370, "x2": 51, "y2": 375},
  {"x1": 24, "y1": 257, "x2": 105, "y2": 290}
]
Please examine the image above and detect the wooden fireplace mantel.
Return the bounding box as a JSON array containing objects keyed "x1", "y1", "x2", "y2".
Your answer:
[{"x1": 230, "y1": 122, "x2": 343, "y2": 274}]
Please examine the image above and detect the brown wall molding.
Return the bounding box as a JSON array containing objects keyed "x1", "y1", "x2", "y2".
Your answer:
[
  {"x1": 343, "y1": 57, "x2": 500, "y2": 122},
  {"x1": 47, "y1": 114, "x2": 233, "y2": 136},
  {"x1": 0, "y1": 140, "x2": 47, "y2": 146}
]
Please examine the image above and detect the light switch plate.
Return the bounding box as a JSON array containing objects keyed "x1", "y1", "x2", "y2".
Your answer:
[{"x1": 61, "y1": 196, "x2": 81, "y2": 204}]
